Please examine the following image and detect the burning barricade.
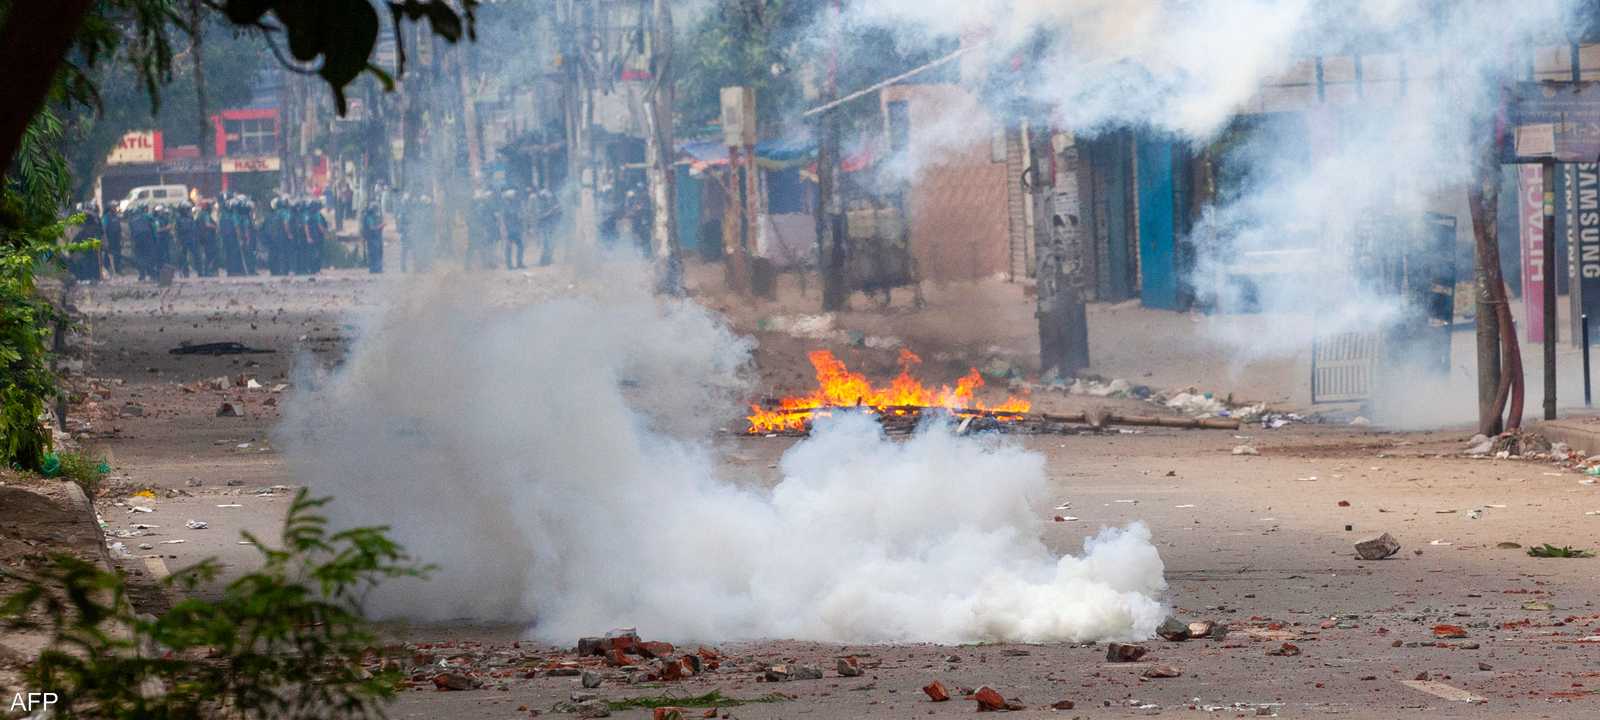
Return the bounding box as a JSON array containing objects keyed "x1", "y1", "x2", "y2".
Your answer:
[
  {"x1": 746, "y1": 348, "x2": 1031, "y2": 434},
  {"x1": 745, "y1": 348, "x2": 1239, "y2": 435}
]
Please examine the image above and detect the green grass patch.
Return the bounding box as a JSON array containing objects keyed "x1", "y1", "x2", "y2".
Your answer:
[
  {"x1": 606, "y1": 690, "x2": 789, "y2": 711},
  {"x1": 1527, "y1": 544, "x2": 1594, "y2": 558},
  {"x1": 42, "y1": 450, "x2": 109, "y2": 496}
]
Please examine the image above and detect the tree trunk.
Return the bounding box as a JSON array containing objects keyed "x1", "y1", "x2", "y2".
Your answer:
[
  {"x1": 191, "y1": 0, "x2": 210, "y2": 162},
  {"x1": 0, "y1": 0, "x2": 95, "y2": 172},
  {"x1": 1468, "y1": 150, "x2": 1504, "y2": 436}
]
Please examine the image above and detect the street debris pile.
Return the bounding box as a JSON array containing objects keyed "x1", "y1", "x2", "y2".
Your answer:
[
  {"x1": 1053, "y1": 376, "x2": 1376, "y2": 429},
  {"x1": 1463, "y1": 430, "x2": 1600, "y2": 476},
  {"x1": 746, "y1": 349, "x2": 1239, "y2": 435},
  {"x1": 51, "y1": 371, "x2": 289, "y2": 444},
  {"x1": 288, "y1": 288, "x2": 1168, "y2": 644},
  {"x1": 756, "y1": 313, "x2": 902, "y2": 351}
]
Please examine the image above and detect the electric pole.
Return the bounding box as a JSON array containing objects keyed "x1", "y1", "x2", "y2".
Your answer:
[
  {"x1": 1029, "y1": 127, "x2": 1089, "y2": 378},
  {"x1": 817, "y1": 0, "x2": 847, "y2": 311},
  {"x1": 642, "y1": 0, "x2": 681, "y2": 292}
]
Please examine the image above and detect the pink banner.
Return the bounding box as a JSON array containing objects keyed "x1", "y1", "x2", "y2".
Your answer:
[{"x1": 1519, "y1": 164, "x2": 1545, "y2": 343}]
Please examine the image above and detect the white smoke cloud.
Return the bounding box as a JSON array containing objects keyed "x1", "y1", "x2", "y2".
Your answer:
[
  {"x1": 832, "y1": 0, "x2": 1583, "y2": 424},
  {"x1": 281, "y1": 267, "x2": 1166, "y2": 644}
]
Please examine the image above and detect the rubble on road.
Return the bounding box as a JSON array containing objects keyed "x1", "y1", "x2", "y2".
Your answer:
[
  {"x1": 1157, "y1": 617, "x2": 1191, "y2": 641},
  {"x1": 432, "y1": 672, "x2": 477, "y2": 691},
  {"x1": 1432, "y1": 624, "x2": 1468, "y2": 639},
  {"x1": 922, "y1": 680, "x2": 950, "y2": 701},
  {"x1": 343, "y1": 631, "x2": 756, "y2": 696},
  {"x1": 1355, "y1": 532, "x2": 1401, "y2": 560},
  {"x1": 972, "y1": 685, "x2": 1024, "y2": 711},
  {"x1": 761, "y1": 663, "x2": 822, "y2": 682},
  {"x1": 1105, "y1": 642, "x2": 1148, "y2": 662},
  {"x1": 1141, "y1": 664, "x2": 1182, "y2": 678}
]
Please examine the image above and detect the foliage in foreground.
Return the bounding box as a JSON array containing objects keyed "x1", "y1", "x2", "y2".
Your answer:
[
  {"x1": 1, "y1": 108, "x2": 86, "y2": 472},
  {"x1": 0, "y1": 489, "x2": 429, "y2": 719},
  {"x1": 1527, "y1": 544, "x2": 1594, "y2": 558}
]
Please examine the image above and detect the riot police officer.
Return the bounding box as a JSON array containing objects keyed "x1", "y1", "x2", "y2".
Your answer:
[{"x1": 360, "y1": 201, "x2": 384, "y2": 273}]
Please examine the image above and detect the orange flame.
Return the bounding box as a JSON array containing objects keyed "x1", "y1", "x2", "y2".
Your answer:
[{"x1": 746, "y1": 349, "x2": 1031, "y2": 433}]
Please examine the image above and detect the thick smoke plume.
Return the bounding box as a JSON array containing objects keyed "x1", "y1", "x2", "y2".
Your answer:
[
  {"x1": 840, "y1": 0, "x2": 1582, "y2": 423},
  {"x1": 282, "y1": 266, "x2": 1166, "y2": 643}
]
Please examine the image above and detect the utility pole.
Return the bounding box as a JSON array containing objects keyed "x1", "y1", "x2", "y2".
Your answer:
[
  {"x1": 1029, "y1": 127, "x2": 1089, "y2": 378},
  {"x1": 720, "y1": 87, "x2": 755, "y2": 295},
  {"x1": 458, "y1": 43, "x2": 484, "y2": 186},
  {"x1": 1544, "y1": 158, "x2": 1557, "y2": 420},
  {"x1": 641, "y1": 0, "x2": 681, "y2": 292},
  {"x1": 570, "y1": 0, "x2": 600, "y2": 250},
  {"x1": 817, "y1": 0, "x2": 848, "y2": 311}
]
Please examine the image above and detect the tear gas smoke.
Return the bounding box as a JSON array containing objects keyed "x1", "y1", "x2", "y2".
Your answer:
[
  {"x1": 834, "y1": 0, "x2": 1582, "y2": 425},
  {"x1": 281, "y1": 266, "x2": 1166, "y2": 643}
]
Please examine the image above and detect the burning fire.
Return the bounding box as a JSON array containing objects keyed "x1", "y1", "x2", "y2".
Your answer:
[{"x1": 747, "y1": 349, "x2": 1031, "y2": 433}]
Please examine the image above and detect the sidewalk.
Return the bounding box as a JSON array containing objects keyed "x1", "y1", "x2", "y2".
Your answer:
[{"x1": 1531, "y1": 412, "x2": 1600, "y2": 455}]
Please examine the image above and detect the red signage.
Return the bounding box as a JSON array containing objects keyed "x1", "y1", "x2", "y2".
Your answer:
[{"x1": 1519, "y1": 164, "x2": 1546, "y2": 343}]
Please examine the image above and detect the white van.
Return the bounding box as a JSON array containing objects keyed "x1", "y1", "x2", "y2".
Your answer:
[{"x1": 117, "y1": 184, "x2": 191, "y2": 213}]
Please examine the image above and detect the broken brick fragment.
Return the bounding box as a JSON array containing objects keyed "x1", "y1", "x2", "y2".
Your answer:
[
  {"x1": 973, "y1": 686, "x2": 1007, "y2": 711},
  {"x1": 837, "y1": 656, "x2": 863, "y2": 677},
  {"x1": 1355, "y1": 532, "x2": 1401, "y2": 560},
  {"x1": 1157, "y1": 617, "x2": 1190, "y2": 641},
  {"x1": 1432, "y1": 624, "x2": 1468, "y2": 639},
  {"x1": 604, "y1": 648, "x2": 635, "y2": 667},
  {"x1": 1142, "y1": 665, "x2": 1182, "y2": 679},
  {"x1": 1105, "y1": 642, "x2": 1148, "y2": 662},
  {"x1": 1266, "y1": 642, "x2": 1301, "y2": 656},
  {"x1": 659, "y1": 657, "x2": 695, "y2": 681},
  {"x1": 923, "y1": 680, "x2": 950, "y2": 702},
  {"x1": 652, "y1": 708, "x2": 685, "y2": 720},
  {"x1": 639, "y1": 641, "x2": 676, "y2": 658},
  {"x1": 432, "y1": 672, "x2": 475, "y2": 691}
]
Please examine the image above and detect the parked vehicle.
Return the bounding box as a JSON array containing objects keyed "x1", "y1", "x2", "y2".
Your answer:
[{"x1": 117, "y1": 184, "x2": 190, "y2": 213}]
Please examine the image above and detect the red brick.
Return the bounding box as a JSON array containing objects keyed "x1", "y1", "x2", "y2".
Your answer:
[
  {"x1": 973, "y1": 686, "x2": 1007, "y2": 711},
  {"x1": 639, "y1": 641, "x2": 676, "y2": 658}
]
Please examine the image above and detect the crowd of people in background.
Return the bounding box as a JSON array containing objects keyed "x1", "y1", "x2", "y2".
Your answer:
[
  {"x1": 64, "y1": 181, "x2": 568, "y2": 282},
  {"x1": 393, "y1": 186, "x2": 560, "y2": 273},
  {"x1": 66, "y1": 194, "x2": 339, "y2": 284}
]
